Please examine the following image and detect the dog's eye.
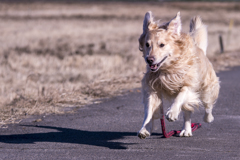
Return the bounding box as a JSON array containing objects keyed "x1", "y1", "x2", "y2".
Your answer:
[
  {"x1": 159, "y1": 43, "x2": 165, "y2": 48},
  {"x1": 146, "y1": 43, "x2": 150, "y2": 48}
]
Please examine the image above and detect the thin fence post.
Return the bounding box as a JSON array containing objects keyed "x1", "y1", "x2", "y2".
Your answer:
[
  {"x1": 227, "y1": 19, "x2": 234, "y2": 46},
  {"x1": 219, "y1": 35, "x2": 224, "y2": 54}
]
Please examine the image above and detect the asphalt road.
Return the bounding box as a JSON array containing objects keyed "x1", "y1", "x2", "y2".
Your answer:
[{"x1": 0, "y1": 67, "x2": 240, "y2": 160}]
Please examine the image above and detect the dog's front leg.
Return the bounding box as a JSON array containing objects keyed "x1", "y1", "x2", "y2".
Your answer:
[
  {"x1": 138, "y1": 91, "x2": 161, "y2": 139},
  {"x1": 166, "y1": 86, "x2": 189, "y2": 122},
  {"x1": 179, "y1": 110, "x2": 192, "y2": 137}
]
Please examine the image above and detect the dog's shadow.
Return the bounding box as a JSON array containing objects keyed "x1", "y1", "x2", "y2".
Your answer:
[{"x1": 0, "y1": 125, "x2": 144, "y2": 149}]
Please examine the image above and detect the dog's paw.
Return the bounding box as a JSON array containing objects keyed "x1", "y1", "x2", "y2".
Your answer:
[
  {"x1": 137, "y1": 128, "x2": 150, "y2": 139},
  {"x1": 166, "y1": 109, "x2": 179, "y2": 122},
  {"x1": 203, "y1": 113, "x2": 214, "y2": 123},
  {"x1": 179, "y1": 129, "x2": 192, "y2": 137}
]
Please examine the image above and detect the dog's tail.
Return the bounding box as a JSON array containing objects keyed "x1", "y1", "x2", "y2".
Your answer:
[{"x1": 190, "y1": 16, "x2": 208, "y2": 55}]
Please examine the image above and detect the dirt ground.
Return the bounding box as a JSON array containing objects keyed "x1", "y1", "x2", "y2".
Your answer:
[{"x1": 0, "y1": 1, "x2": 240, "y2": 125}]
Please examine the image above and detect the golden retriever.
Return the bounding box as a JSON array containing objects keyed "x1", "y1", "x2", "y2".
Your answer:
[{"x1": 137, "y1": 11, "x2": 220, "y2": 138}]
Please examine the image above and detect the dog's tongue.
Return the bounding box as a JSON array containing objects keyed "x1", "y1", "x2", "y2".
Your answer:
[{"x1": 150, "y1": 64, "x2": 157, "y2": 70}]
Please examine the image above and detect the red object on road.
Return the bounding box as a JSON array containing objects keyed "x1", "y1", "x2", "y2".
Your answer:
[{"x1": 160, "y1": 108, "x2": 201, "y2": 138}]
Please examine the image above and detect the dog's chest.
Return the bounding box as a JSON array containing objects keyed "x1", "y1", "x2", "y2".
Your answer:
[{"x1": 158, "y1": 72, "x2": 184, "y2": 94}]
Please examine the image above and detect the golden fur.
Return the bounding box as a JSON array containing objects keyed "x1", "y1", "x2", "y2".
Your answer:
[{"x1": 138, "y1": 12, "x2": 220, "y2": 138}]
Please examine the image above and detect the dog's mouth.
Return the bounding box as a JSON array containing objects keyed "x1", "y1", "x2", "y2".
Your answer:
[{"x1": 149, "y1": 56, "x2": 168, "y2": 72}]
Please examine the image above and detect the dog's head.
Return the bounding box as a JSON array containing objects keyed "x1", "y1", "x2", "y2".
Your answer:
[{"x1": 139, "y1": 12, "x2": 182, "y2": 72}]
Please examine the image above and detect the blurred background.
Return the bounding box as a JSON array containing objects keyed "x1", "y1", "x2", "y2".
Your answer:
[{"x1": 0, "y1": 0, "x2": 240, "y2": 125}]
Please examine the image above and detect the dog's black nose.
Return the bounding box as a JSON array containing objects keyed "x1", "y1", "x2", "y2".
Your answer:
[{"x1": 146, "y1": 56, "x2": 155, "y2": 64}]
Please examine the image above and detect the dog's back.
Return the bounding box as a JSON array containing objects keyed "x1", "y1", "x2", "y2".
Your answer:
[{"x1": 190, "y1": 16, "x2": 208, "y2": 55}]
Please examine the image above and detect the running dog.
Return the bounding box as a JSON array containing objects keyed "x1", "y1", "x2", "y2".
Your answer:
[{"x1": 137, "y1": 11, "x2": 220, "y2": 138}]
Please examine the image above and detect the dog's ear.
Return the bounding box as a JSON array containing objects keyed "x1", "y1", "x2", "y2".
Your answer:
[
  {"x1": 139, "y1": 11, "x2": 154, "y2": 52},
  {"x1": 143, "y1": 11, "x2": 154, "y2": 32},
  {"x1": 167, "y1": 12, "x2": 182, "y2": 36}
]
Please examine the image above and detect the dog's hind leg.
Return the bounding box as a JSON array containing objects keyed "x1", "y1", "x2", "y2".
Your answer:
[
  {"x1": 180, "y1": 110, "x2": 193, "y2": 137},
  {"x1": 138, "y1": 91, "x2": 161, "y2": 139},
  {"x1": 202, "y1": 81, "x2": 220, "y2": 123},
  {"x1": 203, "y1": 103, "x2": 214, "y2": 123}
]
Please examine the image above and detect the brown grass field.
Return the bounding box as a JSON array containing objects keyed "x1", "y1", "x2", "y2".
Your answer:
[{"x1": 1, "y1": 1, "x2": 240, "y2": 126}]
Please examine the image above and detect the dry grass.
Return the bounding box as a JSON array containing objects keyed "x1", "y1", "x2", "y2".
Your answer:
[{"x1": 0, "y1": 1, "x2": 240, "y2": 125}]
